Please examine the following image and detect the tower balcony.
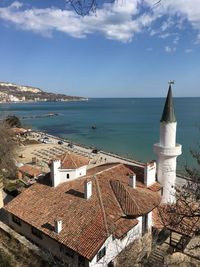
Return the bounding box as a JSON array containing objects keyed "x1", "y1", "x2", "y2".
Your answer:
[{"x1": 154, "y1": 143, "x2": 182, "y2": 157}]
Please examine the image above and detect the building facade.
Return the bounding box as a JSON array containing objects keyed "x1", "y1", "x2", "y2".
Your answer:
[{"x1": 2, "y1": 84, "x2": 183, "y2": 266}]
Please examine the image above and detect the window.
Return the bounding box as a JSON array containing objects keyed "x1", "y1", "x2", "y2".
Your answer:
[
  {"x1": 97, "y1": 247, "x2": 106, "y2": 262},
  {"x1": 12, "y1": 215, "x2": 21, "y2": 226},
  {"x1": 112, "y1": 235, "x2": 116, "y2": 241},
  {"x1": 31, "y1": 226, "x2": 43, "y2": 239},
  {"x1": 66, "y1": 173, "x2": 70, "y2": 179}
]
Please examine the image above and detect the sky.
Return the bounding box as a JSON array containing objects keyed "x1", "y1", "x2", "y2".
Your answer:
[{"x1": 0, "y1": 0, "x2": 200, "y2": 97}]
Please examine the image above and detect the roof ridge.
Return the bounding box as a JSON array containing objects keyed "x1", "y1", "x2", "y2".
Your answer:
[
  {"x1": 62, "y1": 152, "x2": 68, "y2": 164},
  {"x1": 128, "y1": 188, "x2": 141, "y2": 215},
  {"x1": 68, "y1": 152, "x2": 78, "y2": 168},
  {"x1": 94, "y1": 163, "x2": 123, "y2": 176},
  {"x1": 94, "y1": 176, "x2": 109, "y2": 237},
  {"x1": 110, "y1": 180, "x2": 140, "y2": 216}
]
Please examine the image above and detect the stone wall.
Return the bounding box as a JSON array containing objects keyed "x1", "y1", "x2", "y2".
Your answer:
[
  {"x1": 0, "y1": 221, "x2": 58, "y2": 267},
  {"x1": 115, "y1": 233, "x2": 152, "y2": 267}
]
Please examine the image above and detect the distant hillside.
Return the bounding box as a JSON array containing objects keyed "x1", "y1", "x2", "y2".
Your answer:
[{"x1": 0, "y1": 82, "x2": 87, "y2": 103}]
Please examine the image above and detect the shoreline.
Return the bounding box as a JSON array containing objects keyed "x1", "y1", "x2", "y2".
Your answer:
[
  {"x1": 0, "y1": 98, "x2": 89, "y2": 104},
  {"x1": 31, "y1": 130, "x2": 188, "y2": 181},
  {"x1": 35, "y1": 130, "x2": 145, "y2": 167},
  {"x1": 17, "y1": 129, "x2": 189, "y2": 188}
]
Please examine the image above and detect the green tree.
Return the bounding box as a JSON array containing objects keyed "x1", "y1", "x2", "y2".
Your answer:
[
  {"x1": 4, "y1": 115, "x2": 22, "y2": 128},
  {"x1": 0, "y1": 123, "x2": 18, "y2": 179}
]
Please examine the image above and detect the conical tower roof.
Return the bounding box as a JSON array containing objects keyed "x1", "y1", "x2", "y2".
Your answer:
[{"x1": 160, "y1": 84, "x2": 176, "y2": 123}]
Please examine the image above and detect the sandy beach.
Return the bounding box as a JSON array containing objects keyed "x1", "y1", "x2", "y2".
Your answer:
[
  {"x1": 15, "y1": 130, "x2": 188, "y2": 190},
  {"x1": 17, "y1": 130, "x2": 144, "y2": 173}
]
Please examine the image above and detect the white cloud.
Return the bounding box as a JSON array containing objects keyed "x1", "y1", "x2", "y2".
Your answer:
[
  {"x1": 0, "y1": 0, "x2": 200, "y2": 43},
  {"x1": 185, "y1": 48, "x2": 193, "y2": 53},
  {"x1": 165, "y1": 46, "x2": 176, "y2": 53},
  {"x1": 0, "y1": 0, "x2": 147, "y2": 42},
  {"x1": 173, "y1": 36, "x2": 180, "y2": 45}
]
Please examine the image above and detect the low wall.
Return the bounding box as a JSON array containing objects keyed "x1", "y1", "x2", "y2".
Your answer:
[
  {"x1": 115, "y1": 233, "x2": 152, "y2": 267},
  {"x1": 0, "y1": 221, "x2": 56, "y2": 267}
]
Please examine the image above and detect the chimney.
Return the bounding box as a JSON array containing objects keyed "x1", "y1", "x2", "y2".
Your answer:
[
  {"x1": 54, "y1": 219, "x2": 62, "y2": 234},
  {"x1": 129, "y1": 173, "x2": 136, "y2": 188},
  {"x1": 84, "y1": 180, "x2": 92, "y2": 199},
  {"x1": 144, "y1": 161, "x2": 156, "y2": 187},
  {"x1": 51, "y1": 159, "x2": 61, "y2": 187}
]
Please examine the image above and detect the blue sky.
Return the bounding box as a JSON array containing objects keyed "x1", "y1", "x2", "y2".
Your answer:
[{"x1": 0, "y1": 0, "x2": 200, "y2": 97}]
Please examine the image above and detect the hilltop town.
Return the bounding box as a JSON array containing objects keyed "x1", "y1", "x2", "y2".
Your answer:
[{"x1": 0, "y1": 82, "x2": 87, "y2": 103}]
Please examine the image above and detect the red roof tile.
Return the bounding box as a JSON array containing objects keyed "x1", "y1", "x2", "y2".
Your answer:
[
  {"x1": 5, "y1": 163, "x2": 160, "y2": 260},
  {"x1": 51, "y1": 151, "x2": 89, "y2": 169},
  {"x1": 19, "y1": 165, "x2": 42, "y2": 177},
  {"x1": 148, "y1": 182, "x2": 162, "y2": 192}
]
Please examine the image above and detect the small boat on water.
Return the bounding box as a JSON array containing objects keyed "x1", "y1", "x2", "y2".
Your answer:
[{"x1": 91, "y1": 125, "x2": 96, "y2": 130}]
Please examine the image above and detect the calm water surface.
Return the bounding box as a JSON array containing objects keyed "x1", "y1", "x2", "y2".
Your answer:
[{"x1": 0, "y1": 98, "x2": 200, "y2": 170}]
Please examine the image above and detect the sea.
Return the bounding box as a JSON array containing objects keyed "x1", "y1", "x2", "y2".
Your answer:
[{"x1": 0, "y1": 98, "x2": 200, "y2": 171}]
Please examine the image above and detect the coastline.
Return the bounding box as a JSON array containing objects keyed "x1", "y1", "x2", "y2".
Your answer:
[
  {"x1": 0, "y1": 98, "x2": 89, "y2": 104},
  {"x1": 34, "y1": 130, "x2": 145, "y2": 167},
  {"x1": 24, "y1": 130, "x2": 188, "y2": 186}
]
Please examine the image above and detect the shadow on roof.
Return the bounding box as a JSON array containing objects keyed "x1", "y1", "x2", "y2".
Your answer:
[
  {"x1": 65, "y1": 189, "x2": 84, "y2": 198},
  {"x1": 42, "y1": 222, "x2": 54, "y2": 231}
]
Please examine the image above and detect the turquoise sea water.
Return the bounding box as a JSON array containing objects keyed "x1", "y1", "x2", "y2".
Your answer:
[{"x1": 0, "y1": 98, "x2": 200, "y2": 169}]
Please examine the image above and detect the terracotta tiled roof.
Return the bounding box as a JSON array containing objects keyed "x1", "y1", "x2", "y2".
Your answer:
[
  {"x1": 110, "y1": 179, "x2": 160, "y2": 216},
  {"x1": 5, "y1": 163, "x2": 160, "y2": 261},
  {"x1": 148, "y1": 182, "x2": 162, "y2": 192},
  {"x1": 12, "y1": 127, "x2": 27, "y2": 134},
  {"x1": 18, "y1": 165, "x2": 42, "y2": 177},
  {"x1": 113, "y1": 218, "x2": 138, "y2": 239},
  {"x1": 51, "y1": 152, "x2": 89, "y2": 169}
]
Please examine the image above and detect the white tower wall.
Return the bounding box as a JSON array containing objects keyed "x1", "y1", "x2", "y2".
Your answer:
[
  {"x1": 154, "y1": 134, "x2": 182, "y2": 203},
  {"x1": 160, "y1": 122, "x2": 176, "y2": 147},
  {"x1": 154, "y1": 85, "x2": 182, "y2": 204}
]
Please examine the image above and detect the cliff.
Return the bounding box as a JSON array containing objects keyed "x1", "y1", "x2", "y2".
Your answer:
[{"x1": 0, "y1": 82, "x2": 87, "y2": 103}]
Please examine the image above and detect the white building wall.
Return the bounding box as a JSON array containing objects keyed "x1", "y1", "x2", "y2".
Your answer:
[
  {"x1": 7, "y1": 209, "x2": 153, "y2": 267},
  {"x1": 89, "y1": 215, "x2": 145, "y2": 267},
  {"x1": 59, "y1": 166, "x2": 87, "y2": 184},
  {"x1": 51, "y1": 165, "x2": 87, "y2": 187},
  {"x1": 0, "y1": 190, "x2": 3, "y2": 208},
  {"x1": 75, "y1": 166, "x2": 87, "y2": 178},
  {"x1": 7, "y1": 213, "x2": 80, "y2": 267},
  {"x1": 59, "y1": 169, "x2": 77, "y2": 182},
  {"x1": 0, "y1": 180, "x2": 3, "y2": 208},
  {"x1": 147, "y1": 211, "x2": 152, "y2": 232},
  {"x1": 144, "y1": 162, "x2": 156, "y2": 187}
]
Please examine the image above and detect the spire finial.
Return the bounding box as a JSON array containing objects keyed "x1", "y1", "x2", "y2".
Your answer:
[
  {"x1": 168, "y1": 80, "x2": 175, "y2": 85},
  {"x1": 160, "y1": 81, "x2": 176, "y2": 123}
]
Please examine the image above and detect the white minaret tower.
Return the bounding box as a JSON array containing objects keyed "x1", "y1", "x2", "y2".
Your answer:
[{"x1": 154, "y1": 82, "x2": 182, "y2": 204}]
